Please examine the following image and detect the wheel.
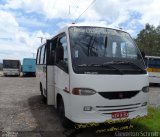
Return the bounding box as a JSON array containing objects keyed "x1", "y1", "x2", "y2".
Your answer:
[
  {"x1": 22, "y1": 73, "x2": 25, "y2": 77},
  {"x1": 33, "y1": 73, "x2": 36, "y2": 77},
  {"x1": 58, "y1": 97, "x2": 74, "y2": 129}
]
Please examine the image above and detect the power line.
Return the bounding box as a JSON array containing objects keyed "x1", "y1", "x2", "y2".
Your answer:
[{"x1": 74, "y1": 0, "x2": 97, "y2": 23}]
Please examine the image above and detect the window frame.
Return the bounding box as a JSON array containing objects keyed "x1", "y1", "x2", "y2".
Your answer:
[
  {"x1": 40, "y1": 45, "x2": 45, "y2": 65},
  {"x1": 46, "y1": 38, "x2": 58, "y2": 65},
  {"x1": 55, "y1": 33, "x2": 69, "y2": 73},
  {"x1": 36, "y1": 47, "x2": 41, "y2": 64}
]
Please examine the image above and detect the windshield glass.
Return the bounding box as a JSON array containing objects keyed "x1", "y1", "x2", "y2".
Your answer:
[
  {"x1": 69, "y1": 26, "x2": 146, "y2": 74},
  {"x1": 3, "y1": 60, "x2": 20, "y2": 69}
]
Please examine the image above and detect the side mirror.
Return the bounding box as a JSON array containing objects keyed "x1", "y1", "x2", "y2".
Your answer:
[{"x1": 141, "y1": 51, "x2": 145, "y2": 59}]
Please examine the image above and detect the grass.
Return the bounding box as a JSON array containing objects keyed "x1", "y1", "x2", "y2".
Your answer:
[
  {"x1": 74, "y1": 107, "x2": 160, "y2": 136},
  {"x1": 130, "y1": 106, "x2": 160, "y2": 132}
]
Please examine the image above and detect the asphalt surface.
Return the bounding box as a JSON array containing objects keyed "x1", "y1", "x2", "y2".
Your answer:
[
  {"x1": 0, "y1": 73, "x2": 160, "y2": 137},
  {"x1": 149, "y1": 85, "x2": 160, "y2": 107}
]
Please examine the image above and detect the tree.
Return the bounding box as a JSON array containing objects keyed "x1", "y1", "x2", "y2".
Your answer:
[{"x1": 135, "y1": 24, "x2": 160, "y2": 56}]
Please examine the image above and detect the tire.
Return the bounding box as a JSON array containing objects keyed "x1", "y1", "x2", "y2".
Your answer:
[
  {"x1": 58, "y1": 97, "x2": 74, "y2": 129},
  {"x1": 33, "y1": 73, "x2": 36, "y2": 77}
]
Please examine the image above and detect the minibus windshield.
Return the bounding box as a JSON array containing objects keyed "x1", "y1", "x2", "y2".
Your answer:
[{"x1": 69, "y1": 26, "x2": 146, "y2": 74}]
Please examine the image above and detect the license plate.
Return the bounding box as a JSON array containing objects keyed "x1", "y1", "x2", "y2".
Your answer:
[{"x1": 112, "y1": 111, "x2": 129, "y2": 119}]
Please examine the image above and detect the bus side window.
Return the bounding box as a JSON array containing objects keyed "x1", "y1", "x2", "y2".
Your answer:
[
  {"x1": 44, "y1": 46, "x2": 46, "y2": 65},
  {"x1": 55, "y1": 35, "x2": 68, "y2": 72},
  {"x1": 36, "y1": 48, "x2": 41, "y2": 64},
  {"x1": 50, "y1": 41, "x2": 56, "y2": 65},
  {"x1": 46, "y1": 39, "x2": 57, "y2": 65},
  {"x1": 40, "y1": 46, "x2": 45, "y2": 64}
]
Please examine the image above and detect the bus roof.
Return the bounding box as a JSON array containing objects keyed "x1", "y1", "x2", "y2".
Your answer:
[
  {"x1": 38, "y1": 23, "x2": 129, "y2": 47},
  {"x1": 23, "y1": 58, "x2": 36, "y2": 60},
  {"x1": 56, "y1": 23, "x2": 127, "y2": 34},
  {"x1": 3, "y1": 59, "x2": 20, "y2": 61}
]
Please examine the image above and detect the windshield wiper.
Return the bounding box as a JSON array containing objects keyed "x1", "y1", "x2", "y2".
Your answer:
[
  {"x1": 76, "y1": 63, "x2": 124, "y2": 74},
  {"x1": 77, "y1": 64, "x2": 88, "y2": 67},
  {"x1": 101, "y1": 63, "x2": 124, "y2": 74},
  {"x1": 77, "y1": 63, "x2": 101, "y2": 67},
  {"x1": 104, "y1": 61, "x2": 143, "y2": 71},
  {"x1": 120, "y1": 61, "x2": 143, "y2": 70}
]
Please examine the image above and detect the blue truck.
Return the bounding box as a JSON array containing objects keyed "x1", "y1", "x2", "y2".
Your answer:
[{"x1": 22, "y1": 58, "x2": 36, "y2": 76}]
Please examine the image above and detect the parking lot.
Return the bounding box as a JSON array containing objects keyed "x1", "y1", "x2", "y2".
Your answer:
[{"x1": 0, "y1": 72, "x2": 160, "y2": 137}]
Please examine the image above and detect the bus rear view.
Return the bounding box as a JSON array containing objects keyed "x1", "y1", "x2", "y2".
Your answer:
[
  {"x1": 22, "y1": 58, "x2": 36, "y2": 76},
  {"x1": 3, "y1": 59, "x2": 21, "y2": 76}
]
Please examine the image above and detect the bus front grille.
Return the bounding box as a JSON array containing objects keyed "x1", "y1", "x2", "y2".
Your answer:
[
  {"x1": 96, "y1": 103, "x2": 141, "y2": 114},
  {"x1": 98, "y1": 91, "x2": 140, "y2": 100}
]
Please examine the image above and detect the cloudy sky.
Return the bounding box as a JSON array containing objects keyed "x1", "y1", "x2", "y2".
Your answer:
[{"x1": 0, "y1": 0, "x2": 160, "y2": 63}]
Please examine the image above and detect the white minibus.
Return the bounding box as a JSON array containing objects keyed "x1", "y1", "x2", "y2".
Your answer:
[{"x1": 36, "y1": 24, "x2": 149, "y2": 127}]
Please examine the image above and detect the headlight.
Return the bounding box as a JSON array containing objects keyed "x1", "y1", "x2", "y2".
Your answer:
[
  {"x1": 142, "y1": 86, "x2": 149, "y2": 93},
  {"x1": 72, "y1": 88, "x2": 96, "y2": 95}
]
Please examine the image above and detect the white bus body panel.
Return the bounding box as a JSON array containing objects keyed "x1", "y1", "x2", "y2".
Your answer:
[
  {"x1": 47, "y1": 66, "x2": 55, "y2": 105},
  {"x1": 68, "y1": 73, "x2": 149, "y2": 123},
  {"x1": 3, "y1": 68, "x2": 20, "y2": 76},
  {"x1": 148, "y1": 72, "x2": 160, "y2": 83},
  {"x1": 36, "y1": 65, "x2": 46, "y2": 96},
  {"x1": 37, "y1": 65, "x2": 56, "y2": 105},
  {"x1": 54, "y1": 66, "x2": 70, "y2": 118},
  {"x1": 37, "y1": 64, "x2": 70, "y2": 113}
]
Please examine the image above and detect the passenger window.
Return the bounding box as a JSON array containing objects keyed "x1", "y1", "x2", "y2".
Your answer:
[
  {"x1": 40, "y1": 46, "x2": 45, "y2": 64},
  {"x1": 36, "y1": 48, "x2": 40, "y2": 64},
  {"x1": 56, "y1": 35, "x2": 68, "y2": 72},
  {"x1": 47, "y1": 39, "x2": 57, "y2": 65},
  {"x1": 44, "y1": 47, "x2": 46, "y2": 65}
]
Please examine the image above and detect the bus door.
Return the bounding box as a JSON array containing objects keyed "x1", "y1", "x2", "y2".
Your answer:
[
  {"x1": 39, "y1": 45, "x2": 47, "y2": 98},
  {"x1": 46, "y1": 39, "x2": 57, "y2": 105},
  {"x1": 54, "y1": 34, "x2": 70, "y2": 114}
]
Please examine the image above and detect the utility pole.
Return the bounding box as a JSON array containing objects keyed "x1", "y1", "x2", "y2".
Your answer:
[
  {"x1": 32, "y1": 52, "x2": 35, "y2": 58},
  {"x1": 37, "y1": 37, "x2": 46, "y2": 43}
]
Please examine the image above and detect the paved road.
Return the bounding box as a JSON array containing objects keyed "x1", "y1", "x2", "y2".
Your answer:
[
  {"x1": 0, "y1": 75, "x2": 159, "y2": 137},
  {"x1": 149, "y1": 85, "x2": 160, "y2": 107},
  {"x1": 0, "y1": 76, "x2": 114, "y2": 137}
]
